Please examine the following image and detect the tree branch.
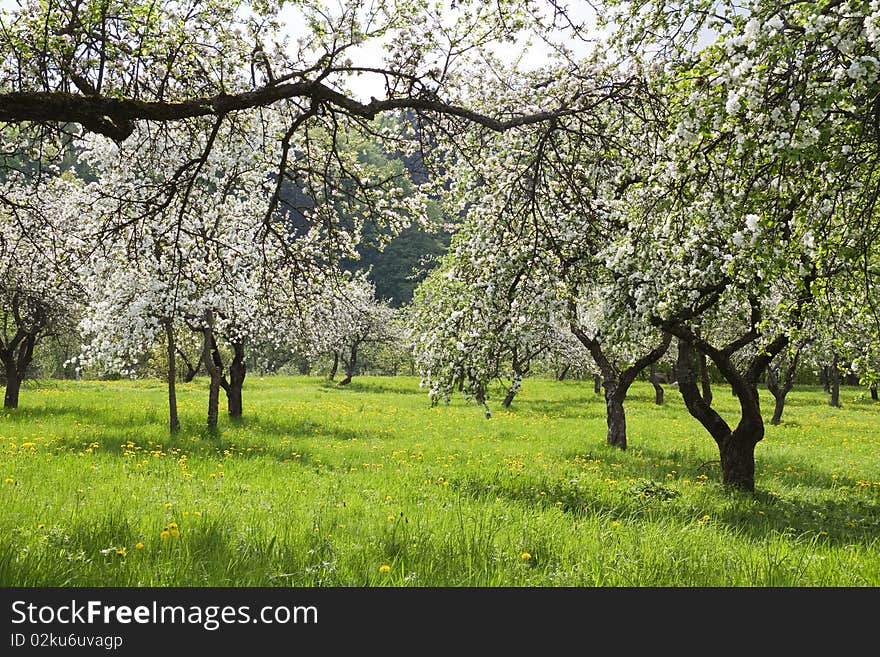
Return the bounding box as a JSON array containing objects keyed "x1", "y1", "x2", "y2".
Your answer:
[{"x1": 0, "y1": 81, "x2": 578, "y2": 141}]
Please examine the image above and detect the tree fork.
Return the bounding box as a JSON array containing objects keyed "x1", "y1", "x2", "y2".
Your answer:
[
  {"x1": 571, "y1": 322, "x2": 671, "y2": 450},
  {"x1": 674, "y1": 338, "x2": 763, "y2": 492},
  {"x1": 766, "y1": 342, "x2": 805, "y2": 425},
  {"x1": 338, "y1": 344, "x2": 357, "y2": 386}
]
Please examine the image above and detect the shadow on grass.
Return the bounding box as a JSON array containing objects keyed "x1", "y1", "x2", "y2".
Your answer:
[
  {"x1": 317, "y1": 378, "x2": 424, "y2": 396},
  {"x1": 455, "y1": 464, "x2": 879, "y2": 547},
  {"x1": 5, "y1": 403, "x2": 393, "y2": 471},
  {"x1": 559, "y1": 439, "x2": 878, "y2": 501},
  {"x1": 512, "y1": 396, "x2": 604, "y2": 419},
  {"x1": 459, "y1": 439, "x2": 880, "y2": 546}
]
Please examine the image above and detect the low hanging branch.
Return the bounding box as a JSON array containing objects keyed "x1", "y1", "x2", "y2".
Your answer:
[{"x1": 0, "y1": 81, "x2": 580, "y2": 142}]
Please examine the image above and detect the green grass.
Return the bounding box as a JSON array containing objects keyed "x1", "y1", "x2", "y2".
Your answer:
[{"x1": 0, "y1": 375, "x2": 878, "y2": 586}]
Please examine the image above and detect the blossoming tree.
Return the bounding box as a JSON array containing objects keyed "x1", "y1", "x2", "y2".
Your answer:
[
  {"x1": 594, "y1": 0, "x2": 880, "y2": 489},
  {"x1": 0, "y1": 173, "x2": 84, "y2": 408}
]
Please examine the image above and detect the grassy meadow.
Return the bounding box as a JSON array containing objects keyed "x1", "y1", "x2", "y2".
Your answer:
[{"x1": 0, "y1": 375, "x2": 878, "y2": 586}]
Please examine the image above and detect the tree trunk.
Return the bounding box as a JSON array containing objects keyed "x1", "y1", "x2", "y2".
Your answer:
[
  {"x1": 502, "y1": 388, "x2": 516, "y2": 408},
  {"x1": 719, "y1": 428, "x2": 759, "y2": 491},
  {"x1": 328, "y1": 351, "x2": 339, "y2": 381},
  {"x1": 502, "y1": 376, "x2": 521, "y2": 408},
  {"x1": 766, "y1": 344, "x2": 804, "y2": 426},
  {"x1": 557, "y1": 363, "x2": 570, "y2": 381},
  {"x1": 871, "y1": 384, "x2": 878, "y2": 401},
  {"x1": 338, "y1": 344, "x2": 357, "y2": 386},
  {"x1": 201, "y1": 315, "x2": 222, "y2": 429},
  {"x1": 1, "y1": 333, "x2": 36, "y2": 410},
  {"x1": 569, "y1": 323, "x2": 670, "y2": 451},
  {"x1": 766, "y1": 366, "x2": 782, "y2": 425},
  {"x1": 206, "y1": 370, "x2": 221, "y2": 428},
  {"x1": 605, "y1": 385, "x2": 627, "y2": 449},
  {"x1": 593, "y1": 373, "x2": 601, "y2": 394},
  {"x1": 164, "y1": 321, "x2": 180, "y2": 433},
  {"x1": 227, "y1": 341, "x2": 246, "y2": 418},
  {"x1": 649, "y1": 366, "x2": 664, "y2": 405},
  {"x1": 699, "y1": 352, "x2": 712, "y2": 404},
  {"x1": 475, "y1": 386, "x2": 492, "y2": 418},
  {"x1": 176, "y1": 346, "x2": 200, "y2": 383},
  {"x1": 4, "y1": 368, "x2": 21, "y2": 409},
  {"x1": 675, "y1": 339, "x2": 761, "y2": 492},
  {"x1": 769, "y1": 394, "x2": 785, "y2": 425},
  {"x1": 503, "y1": 353, "x2": 526, "y2": 408},
  {"x1": 829, "y1": 354, "x2": 841, "y2": 408}
]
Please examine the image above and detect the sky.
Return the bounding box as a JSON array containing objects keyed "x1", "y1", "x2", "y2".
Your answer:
[
  {"x1": 276, "y1": 1, "x2": 603, "y2": 102},
  {"x1": 0, "y1": 0, "x2": 711, "y2": 103}
]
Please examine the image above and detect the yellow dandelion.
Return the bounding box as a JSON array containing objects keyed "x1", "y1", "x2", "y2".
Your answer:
[
  {"x1": 194, "y1": 511, "x2": 202, "y2": 517},
  {"x1": 385, "y1": 495, "x2": 392, "y2": 501},
  {"x1": 521, "y1": 552, "x2": 532, "y2": 561},
  {"x1": 160, "y1": 530, "x2": 170, "y2": 539},
  {"x1": 3, "y1": 478, "x2": 13, "y2": 484},
  {"x1": 135, "y1": 542, "x2": 144, "y2": 550},
  {"x1": 116, "y1": 548, "x2": 126, "y2": 557},
  {"x1": 164, "y1": 502, "x2": 173, "y2": 509},
  {"x1": 170, "y1": 529, "x2": 180, "y2": 537},
  {"x1": 379, "y1": 564, "x2": 391, "y2": 573},
  {"x1": 611, "y1": 521, "x2": 620, "y2": 527},
  {"x1": 38, "y1": 523, "x2": 45, "y2": 529},
  {"x1": 387, "y1": 515, "x2": 396, "y2": 521},
  {"x1": 168, "y1": 522, "x2": 178, "y2": 529}
]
